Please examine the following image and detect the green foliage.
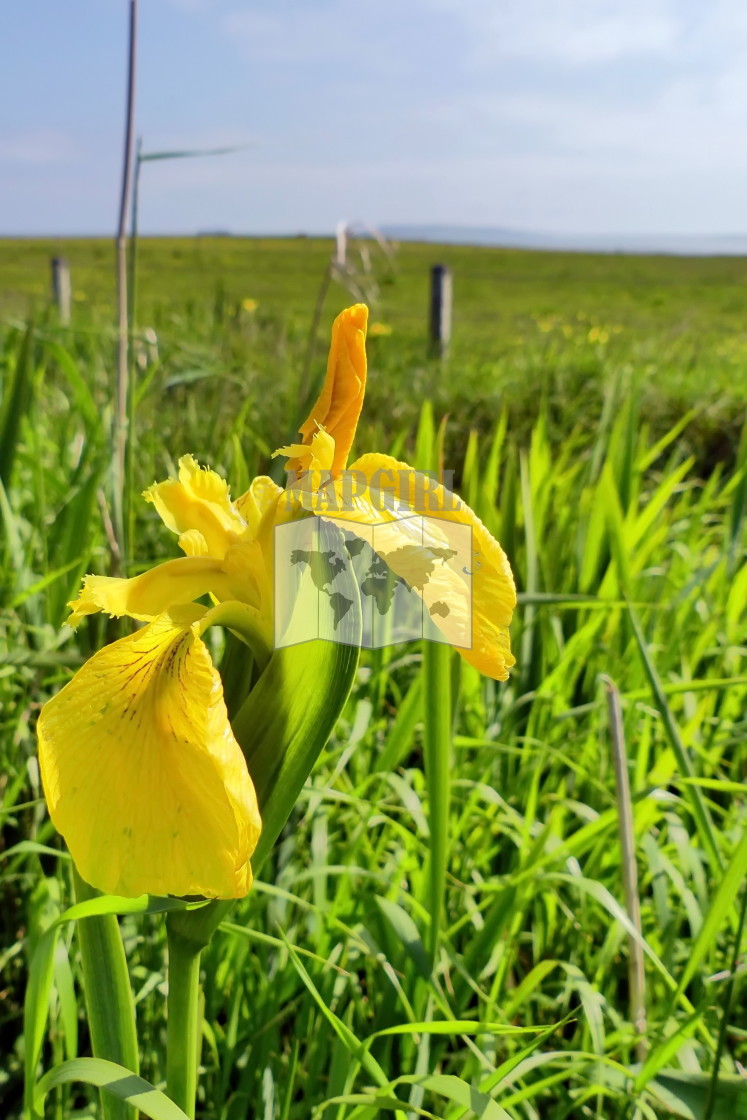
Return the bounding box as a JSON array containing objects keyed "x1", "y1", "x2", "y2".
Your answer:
[{"x1": 1, "y1": 239, "x2": 746, "y2": 1119}]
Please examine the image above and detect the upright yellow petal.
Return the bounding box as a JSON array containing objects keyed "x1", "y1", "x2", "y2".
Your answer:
[
  {"x1": 235, "y1": 476, "x2": 283, "y2": 536},
  {"x1": 273, "y1": 427, "x2": 336, "y2": 475},
  {"x1": 144, "y1": 455, "x2": 247, "y2": 560},
  {"x1": 38, "y1": 608, "x2": 261, "y2": 899},
  {"x1": 282, "y1": 304, "x2": 368, "y2": 477},
  {"x1": 324, "y1": 453, "x2": 517, "y2": 680},
  {"x1": 178, "y1": 530, "x2": 210, "y2": 557}
]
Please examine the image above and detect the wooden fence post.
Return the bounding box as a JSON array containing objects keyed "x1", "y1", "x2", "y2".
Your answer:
[
  {"x1": 429, "y1": 264, "x2": 452, "y2": 357},
  {"x1": 335, "y1": 220, "x2": 348, "y2": 268},
  {"x1": 51, "y1": 257, "x2": 71, "y2": 324}
]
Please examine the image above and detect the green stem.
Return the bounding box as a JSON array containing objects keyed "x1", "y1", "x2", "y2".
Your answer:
[
  {"x1": 166, "y1": 915, "x2": 203, "y2": 1119},
  {"x1": 73, "y1": 869, "x2": 139, "y2": 1120}
]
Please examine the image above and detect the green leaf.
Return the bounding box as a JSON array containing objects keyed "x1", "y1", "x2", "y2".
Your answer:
[
  {"x1": 279, "y1": 929, "x2": 391, "y2": 1091},
  {"x1": 44, "y1": 339, "x2": 101, "y2": 436},
  {"x1": 52, "y1": 939, "x2": 78, "y2": 1061},
  {"x1": 374, "y1": 896, "x2": 430, "y2": 978},
  {"x1": 0, "y1": 474, "x2": 25, "y2": 589},
  {"x1": 73, "y1": 871, "x2": 140, "y2": 1120},
  {"x1": 374, "y1": 672, "x2": 422, "y2": 773},
  {"x1": 231, "y1": 526, "x2": 361, "y2": 871},
  {"x1": 649, "y1": 1070, "x2": 747, "y2": 1120},
  {"x1": 139, "y1": 145, "x2": 246, "y2": 162},
  {"x1": 33, "y1": 1058, "x2": 191, "y2": 1120},
  {"x1": 24, "y1": 890, "x2": 206, "y2": 1115},
  {"x1": 0, "y1": 324, "x2": 34, "y2": 487},
  {"x1": 422, "y1": 640, "x2": 452, "y2": 968},
  {"x1": 668, "y1": 826, "x2": 747, "y2": 1017},
  {"x1": 24, "y1": 927, "x2": 59, "y2": 1117},
  {"x1": 384, "y1": 1074, "x2": 511, "y2": 1119},
  {"x1": 627, "y1": 600, "x2": 722, "y2": 874},
  {"x1": 0, "y1": 841, "x2": 71, "y2": 862},
  {"x1": 315, "y1": 1092, "x2": 440, "y2": 1118},
  {"x1": 369, "y1": 1021, "x2": 541, "y2": 1040},
  {"x1": 8, "y1": 556, "x2": 83, "y2": 610}
]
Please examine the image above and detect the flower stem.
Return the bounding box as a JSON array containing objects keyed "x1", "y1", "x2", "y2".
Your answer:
[{"x1": 166, "y1": 915, "x2": 203, "y2": 1119}]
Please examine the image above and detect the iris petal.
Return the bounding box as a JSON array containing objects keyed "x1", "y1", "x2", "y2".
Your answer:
[
  {"x1": 38, "y1": 607, "x2": 261, "y2": 899},
  {"x1": 283, "y1": 304, "x2": 368, "y2": 477},
  {"x1": 144, "y1": 454, "x2": 246, "y2": 559},
  {"x1": 67, "y1": 557, "x2": 238, "y2": 627},
  {"x1": 319, "y1": 453, "x2": 517, "y2": 680},
  {"x1": 235, "y1": 476, "x2": 283, "y2": 536}
]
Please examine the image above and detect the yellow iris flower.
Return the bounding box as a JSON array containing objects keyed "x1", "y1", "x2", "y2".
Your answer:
[{"x1": 37, "y1": 303, "x2": 515, "y2": 902}]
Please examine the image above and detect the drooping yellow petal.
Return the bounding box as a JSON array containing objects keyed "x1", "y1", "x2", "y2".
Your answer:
[
  {"x1": 38, "y1": 607, "x2": 261, "y2": 899},
  {"x1": 144, "y1": 454, "x2": 247, "y2": 560},
  {"x1": 280, "y1": 304, "x2": 368, "y2": 477},
  {"x1": 67, "y1": 557, "x2": 240, "y2": 627},
  {"x1": 318, "y1": 453, "x2": 516, "y2": 680}
]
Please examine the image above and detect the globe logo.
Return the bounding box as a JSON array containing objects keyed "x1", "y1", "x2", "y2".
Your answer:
[{"x1": 274, "y1": 513, "x2": 473, "y2": 651}]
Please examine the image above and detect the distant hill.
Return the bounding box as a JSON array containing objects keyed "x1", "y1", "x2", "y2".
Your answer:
[{"x1": 380, "y1": 224, "x2": 747, "y2": 257}]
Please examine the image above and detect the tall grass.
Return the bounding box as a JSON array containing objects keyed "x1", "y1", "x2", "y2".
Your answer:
[{"x1": 0, "y1": 246, "x2": 745, "y2": 1119}]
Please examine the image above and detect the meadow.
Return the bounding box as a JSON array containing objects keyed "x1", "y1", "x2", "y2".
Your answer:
[{"x1": 1, "y1": 235, "x2": 746, "y2": 1119}]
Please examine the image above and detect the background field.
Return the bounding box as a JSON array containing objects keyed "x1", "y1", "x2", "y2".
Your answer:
[
  {"x1": 1, "y1": 237, "x2": 746, "y2": 1119},
  {"x1": 4, "y1": 235, "x2": 747, "y2": 466}
]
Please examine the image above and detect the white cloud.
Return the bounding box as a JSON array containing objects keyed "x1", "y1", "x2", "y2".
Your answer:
[
  {"x1": 140, "y1": 1, "x2": 747, "y2": 234},
  {"x1": 449, "y1": 54, "x2": 747, "y2": 172},
  {"x1": 222, "y1": 0, "x2": 682, "y2": 68},
  {"x1": 434, "y1": 0, "x2": 680, "y2": 66}
]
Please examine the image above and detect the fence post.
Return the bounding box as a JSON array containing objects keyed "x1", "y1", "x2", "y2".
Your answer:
[
  {"x1": 429, "y1": 264, "x2": 452, "y2": 358},
  {"x1": 51, "y1": 257, "x2": 72, "y2": 324},
  {"x1": 335, "y1": 220, "x2": 348, "y2": 268}
]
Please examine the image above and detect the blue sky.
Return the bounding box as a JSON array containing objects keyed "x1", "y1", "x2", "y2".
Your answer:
[{"x1": 3, "y1": 0, "x2": 747, "y2": 236}]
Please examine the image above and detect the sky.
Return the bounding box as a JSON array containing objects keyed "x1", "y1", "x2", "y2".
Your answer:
[{"x1": 3, "y1": 0, "x2": 747, "y2": 237}]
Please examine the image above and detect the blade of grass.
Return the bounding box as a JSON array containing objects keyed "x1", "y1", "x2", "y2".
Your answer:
[
  {"x1": 627, "y1": 601, "x2": 722, "y2": 875},
  {"x1": 601, "y1": 675, "x2": 646, "y2": 1057},
  {"x1": 33, "y1": 1059, "x2": 189, "y2": 1120},
  {"x1": 422, "y1": 639, "x2": 452, "y2": 970}
]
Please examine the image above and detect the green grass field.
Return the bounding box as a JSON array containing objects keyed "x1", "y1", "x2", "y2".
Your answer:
[
  {"x1": 4, "y1": 235, "x2": 747, "y2": 467},
  {"x1": 1, "y1": 237, "x2": 746, "y2": 1119}
]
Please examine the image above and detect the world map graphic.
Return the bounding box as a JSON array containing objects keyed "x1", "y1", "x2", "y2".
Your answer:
[{"x1": 289, "y1": 536, "x2": 457, "y2": 633}]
